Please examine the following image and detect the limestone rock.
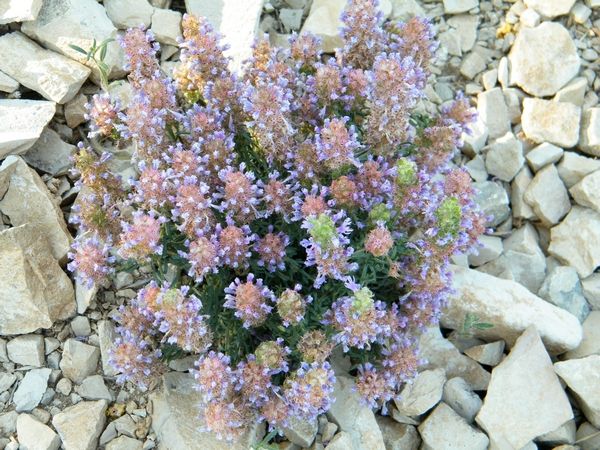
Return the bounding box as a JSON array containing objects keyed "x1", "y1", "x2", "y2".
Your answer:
[
  {"x1": 582, "y1": 274, "x2": 600, "y2": 310},
  {"x1": 526, "y1": 142, "x2": 564, "y2": 172},
  {"x1": 106, "y1": 436, "x2": 143, "y2": 450},
  {"x1": 0, "y1": 156, "x2": 72, "y2": 262},
  {"x1": 443, "y1": 0, "x2": 479, "y2": 14},
  {"x1": 477, "y1": 88, "x2": 511, "y2": 140},
  {"x1": 512, "y1": 166, "x2": 537, "y2": 221},
  {"x1": 462, "y1": 114, "x2": 488, "y2": 156},
  {"x1": 549, "y1": 206, "x2": 600, "y2": 278},
  {"x1": 394, "y1": 369, "x2": 445, "y2": 417},
  {"x1": 468, "y1": 235, "x2": 503, "y2": 267},
  {"x1": 13, "y1": 368, "x2": 51, "y2": 412},
  {"x1": 326, "y1": 431, "x2": 354, "y2": 450},
  {"x1": 539, "y1": 266, "x2": 590, "y2": 322},
  {"x1": 485, "y1": 132, "x2": 524, "y2": 182},
  {"x1": 60, "y1": 339, "x2": 100, "y2": 384},
  {"x1": 21, "y1": 0, "x2": 124, "y2": 82},
  {"x1": 558, "y1": 151, "x2": 600, "y2": 188},
  {"x1": 0, "y1": 71, "x2": 18, "y2": 93},
  {"x1": 571, "y1": 171, "x2": 600, "y2": 212},
  {"x1": 577, "y1": 422, "x2": 600, "y2": 450},
  {"x1": 0, "y1": 100, "x2": 55, "y2": 158},
  {"x1": 537, "y1": 419, "x2": 577, "y2": 446},
  {"x1": 0, "y1": 224, "x2": 75, "y2": 335},
  {"x1": 97, "y1": 320, "x2": 118, "y2": 376},
  {"x1": 375, "y1": 417, "x2": 420, "y2": 450},
  {"x1": 442, "y1": 377, "x2": 482, "y2": 422},
  {"x1": 0, "y1": 0, "x2": 43, "y2": 24},
  {"x1": 580, "y1": 108, "x2": 600, "y2": 156},
  {"x1": 476, "y1": 327, "x2": 573, "y2": 449},
  {"x1": 105, "y1": 0, "x2": 154, "y2": 29},
  {"x1": 151, "y1": 8, "x2": 182, "y2": 46},
  {"x1": 473, "y1": 181, "x2": 510, "y2": 228},
  {"x1": 24, "y1": 127, "x2": 76, "y2": 176},
  {"x1": 151, "y1": 372, "x2": 264, "y2": 449},
  {"x1": 390, "y1": 0, "x2": 425, "y2": 21},
  {"x1": 522, "y1": 98, "x2": 581, "y2": 148},
  {"x1": 523, "y1": 0, "x2": 576, "y2": 17},
  {"x1": 0, "y1": 32, "x2": 90, "y2": 104},
  {"x1": 565, "y1": 311, "x2": 600, "y2": 359},
  {"x1": 52, "y1": 400, "x2": 107, "y2": 450},
  {"x1": 555, "y1": 356, "x2": 600, "y2": 428},
  {"x1": 17, "y1": 413, "x2": 61, "y2": 450},
  {"x1": 555, "y1": 77, "x2": 588, "y2": 106},
  {"x1": 184, "y1": 0, "x2": 264, "y2": 74},
  {"x1": 464, "y1": 341, "x2": 505, "y2": 366},
  {"x1": 419, "y1": 403, "x2": 489, "y2": 450},
  {"x1": 77, "y1": 375, "x2": 113, "y2": 402},
  {"x1": 282, "y1": 417, "x2": 317, "y2": 447},
  {"x1": 418, "y1": 326, "x2": 491, "y2": 390},
  {"x1": 524, "y1": 164, "x2": 571, "y2": 226},
  {"x1": 445, "y1": 265, "x2": 583, "y2": 354},
  {"x1": 327, "y1": 376, "x2": 385, "y2": 450},
  {"x1": 509, "y1": 23, "x2": 580, "y2": 97},
  {"x1": 7, "y1": 335, "x2": 45, "y2": 367}
]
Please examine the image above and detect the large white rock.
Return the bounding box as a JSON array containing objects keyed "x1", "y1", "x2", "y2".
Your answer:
[
  {"x1": 52, "y1": 400, "x2": 107, "y2": 450},
  {"x1": 523, "y1": 0, "x2": 576, "y2": 17},
  {"x1": 21, "y1": 0, "x2": 124, "y2": 82},
  {"x1": 0, "y1": 32, "x2": 90, "y2": 104},
  {"x1": 151, "y1": 8, "x2": 182, "y2": 46},
  {"x1": 511, "y1": 166, "x2": 537, "y2": 221},
  {"x1": 549, "y1": 206, "x2": 600, "y2": 278},
  {"x1": 443, "y1": 0, "x2": 479, "y2": 14},
  {"x1": 60, "y1": 339, "x2": 100, "y2": 384},
  {"x1": 0, "y1": 224, "x2": 75, "y2": 336},
  {"x1": 526, "y1": 142, "x2": 564, "y2": 173},
  {"x1": 522, "y1": 98, "x2": 581, "y2": 148},
  {"x1": 17, "y1": 413, "x2": 61, "y2": 450},
  {"x1": 24, "y1": 127, "x2": 76, "y2": 177},
  {"x1": 580, "y1": 108, "x2": 600, "y2": 157},
  {"x1": 104, "y1": 0, "x2": 154, "y2": 29},
  {"x1": 0, "y1": 0, "x2": 43, "y2": 24},
  {"x1": 184, "y1": 0, "x2": 264, "y2": 74},
  {"x1": 570, "y1": 171, "x2": 600, "y2": 213},
  {"x1": 555, "y1": 356, "x2": 600, "y2": 428},
  {"x1": 476, "y1": 327, "x2": 573, "y2": 449},
  {"x1": 524, "y1": 164, "x2": 571, "y2": 226},
  {"x1": 7, "y1": 335, "x2": 45, "y2": 367},
  {"x1": 565, "y1": 311, "x2": 600, "y2": 359},
  {"x1": 13, "y1": 368, "x2": 51, "y2": 412},
  {"x1": 477, "y1": 88, "x2": 511, "y2": 140},
  {"x1": 419, "y1": 403, "x2": 489, "y2": 450},
  {"x1": 0, "y1": 70, "x2": 18, "y2": 93},
  {"x1": 442, "y1": 377, "x2": 483, "y2": 422},
  {"x1": 390, "y1": 0, "x2": 425, "y2": 21},
  {"x1": 509, "y1": 23, "x2": 580, "y2": 97},
  {"x1": 394, "y1": 369, "x2": 446, "y2": 417},
  {"x1": 445, "y1": 265, "x2": 583, "y2": 354},
  {"x1": 151, "y1": 372, "x2": 264, "y2": 449},
  {"x1": 0, "y1": 156, "x2": 72, "y2": 262},
  {"x1": 0, "y1": 100, "x2": 55, "y2": 159},
  {"x1": 558, "y1": 151, "x2": 600, "y2": 188},
  {"x1": 485, "y1": 131, "x2": 524, "y2": 182}
]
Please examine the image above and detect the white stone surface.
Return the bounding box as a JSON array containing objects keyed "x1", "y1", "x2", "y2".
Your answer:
[
  {"x1": 555, "y1": 356, "x2": 600, "y2": 428},
  {"x1": 445, "y1": 265, "x2": 582, "y2": 354},
  {"x1": 558, "y1": 151, "x2": 600, "y2": 188},
  {"x1": 464, "y1": 340, "x2": 505, "y2": 366},
  {"x1": 526, "y1": 142, "x2": 564, "y2": 172},
  {"x1": 580, "y1": 108, "x2": 600, "y2": 157},
  {"x1": 512, "y1": 166, "x2": 537, "y2": 221},
  {"x1": 524, "y1": 0, "x2": 576, "y2": 17},
  {"x1": 565, "y1": 311, "x2": 600, "y2": 359},
  {"x1": 477, "y1": 87, "x2": 511, "y2": 140},
  {"x1": 509, "y1": 22, "x2": 580, "y2": 97},
  {"x1": 476, "y1": 327, "x2": 573, "y2": 449},
  {"x1": 0, "y1": 71, "x2": 18, "y2": 93},
  {"x1": 539, "y1": 266, "x2": 589, "y2": 323},
  {"x1": 7, "y1": 335, "x2": 45, "y2": 367},
  {"x1": 419, "y1": 403, "x2": 489, "y2": 450},
  {"x1": 468, "y1": 235, "x2": 503, "y2": 267},
  {"x1": 442, "y1": 377, "x2": 482, "y2": 423},
  {"x1": 390, "y1": 0, "x2": 425, "y2": 21},
  {"x1": 582, "y1": 274, "x2": 600, "y2": 310},
  {"x1": 522, "y1": 98, "x2": 581, "y2": 148},
  {"x1": 0, "y1": 0, "x2": 43, "y2": 24},
  {"x1": 17, "y1": 413, "x2": 61, "y2": 450},
  {"x1": 443, "y1": 0, "x2": 479, "y2": 14},
  {"x1": 485, "y1": 131, "x2": 524, "y2": 181},
  {"x1": 375, "y1": 417, "x2": 420, "y2": 450},
  {"x1": 24, "y1": 127, "x2": 76, "y2": 176},
  {"x1": 105, "y1": 0, "x2": 154, "y2": 29},
  {"x1": 524, "y1": 164, "x2": 571, "y2": 226},
  {"x1": 13, "y1": 368, "x2": 51, "y2": 412},
  {"x1": 0, "y1": 32, "x2": 90, "y2": 104},
  {"x1": 0, "y1": 100, "x2": 55, "y2": 158},
  {"x1": 394, "y1": 369, "x2": 446, "y2": 417},
  {"x1": 52, "y1": 400, "x2": 107, "y2": 450},
  {"x1": 151, "y1": 8, "x2": 182, "y2": 46},
  {"x1": 570, "y1": 171, "x2": 600, "y2": 213},
  {"x1": 60, "y1": 339, "x2": 100, "y2": 384},
  {"x1": 549, "y1": 206, "x2": 600, "y2": 278},
  {"x1": 555, "y1": 77, "x2": 587, "y2": 106}
]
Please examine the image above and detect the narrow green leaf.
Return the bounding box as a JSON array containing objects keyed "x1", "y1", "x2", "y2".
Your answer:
[{"x1": 68, "y1": 44, "x2": 88, "y2": 55}]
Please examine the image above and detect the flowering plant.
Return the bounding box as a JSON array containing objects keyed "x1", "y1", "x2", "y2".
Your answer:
[{"x1": 69, "y1": 0, "x2": 483, "y2": 441}]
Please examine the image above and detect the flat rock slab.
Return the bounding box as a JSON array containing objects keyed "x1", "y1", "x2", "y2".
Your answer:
[
  {"x1": 52, "y1": 400, "x2": 107, "y2": 450},
  {"x1": 0, "y1": 100, "x2": 55, "y2": 159},
  {"x1": 523, "y1": 0, "x2": 576, "y2": 18},
  {"x1": 13, "y1": 368, "x2": 51, "y2": 412},
  {"x1": 0, "y1": 32, "x2": 90, "y2": 104},
  {"x1": 476, "y1": 327, "x2": 573, "y2": 449},
  {"x1": 555, "y1": 355, "x2": 600, "y2": 428},
  {"x1": 509, "y1": 22, "x2": 580, "y2": 97},
  {"x1": 17, "y1": 413, "x2": 61, "y2": 450},
  {"x1": 0, "y1": 0, "x2": 43, "y2": 24},
  {"x1": 0, "y1": 224, "x2": 75, "y2": 336},
  {"x1": 522, "y1": 98, "x2": 581, "y2": 148},
  {"x1": 444, "y1": 265, "x2": 582, "y2": 354}
]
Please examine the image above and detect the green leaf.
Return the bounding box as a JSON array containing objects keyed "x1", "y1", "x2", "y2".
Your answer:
[
  {"x1": 474, "y1": 322, "x2": 494, "y2": 330},
  {"x1": 69, "y1": 44, "x2": 88, "y2": 55},
  {"x1": 99, "y1": 42, "x2": 108, "y2": 61}
]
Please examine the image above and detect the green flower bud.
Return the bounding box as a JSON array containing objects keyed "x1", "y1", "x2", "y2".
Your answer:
[
  {"x1": 351, "y1": 287, "x2": 374, "y2": 314},
  {"x1": 435, "y1": 197, "x2": 462, "y2": 237},
  {"x1": 395, "y1": 158, "x2": 417, "y2": 186},
  {"x1": 369, "y1": 204, "x2": 391, "y2": 224},
  {"x1": 308, "y1": 213, "x2": 337, "y2": 248},
  {"x1": 255, "y1": 341, "x2": 285, "y2": 370}
]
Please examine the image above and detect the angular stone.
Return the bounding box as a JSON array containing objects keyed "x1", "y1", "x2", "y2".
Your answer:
[
  {"x1": 77, "y1": 375, "x2": 113, "y2": 402},
  {"x1": 485, "y1": 132, "x2": 524, "y2": 181},
  {"x1": 555, "y1": 77, "x2": 588, "y2": 106},
  {"x1": 106, "y1": 436, "x2": 143, "y2": 450},
  {"x1": 477, "y1": 88, "x2": 511, "y2": 140},
  {"x1": 151, "y1": 372, "x2": 264, "y2": 449},
  {"x1": 97, "y1": 320, "x2": 118, "y2": 376},
  {"x1": 7, "y1": 335, "x2": 45, "y2": 367},
  {"x1": 52, "y1": 400, "x2": 107, "y2": 450},
  {"x1": 524, "y1": 164, "x2": 571, "y2": 226},
  {"x1": 582, "y1": 274, "x2": 600, "y2": 310},
  {"x1": 445, "y1": 265, "x2": 583, "y2": 354},
  {"x1": 0, "y1": 0, "x2": 43, "y2": 24},
  {"x1": 464, "y1": 341, "x2": 505, "y2": 367},
  {"x1": 151, "y1": 8, "x2": 182, "y2": 46},
  {"x1": 0, "y1": 70, "x2": 19, "y2": 93},
  {"x1": 460, "y1": 51, "x2": 487, "y2": 80},
  {"x1": 0, "y1": 100, "x2": 55, "y2": 158},
  {"x1": 0, "y1": 156, "x2": 72, "y2": 262},
  {"x1": 577, "y1": 422, "x2": 600, "y2": 450},
  {"x1": 512, "y1": 166, "x2": 537, "y2": 221},
  {"x1": 549, "y1": 206, "x2": 600, "y2": 278},
  {"x1": 524, "y1": 0, "x2": 576, "y2": 17},
  {"x1": 104, "y1": 0, "x2": 153, "y2": 29},
  {"x1": 327, "y1": 376, "x2": 385, "y2": 450},
  {"x1": 184, "y1": 0, "x2": 264, "y2": 74},
  {"x1": 326, "y1": 431, "x2": 354, "y2": 450},
  {"x1": 565, "y1": 311, "x2": 600, "y2": 360},
  {"x1": 539, "y1": 266, "x2": 590, "y2": 322},
  {"x1": 570, "y1": 171, "x2": 600, "y2": 213},
  {"x1": 23, "y1": 127, "x2": 76, "y2": 176},
  {"x1": 17, "y1": 413, "x2": 61, "y2": 450},
  {"x1": 477, "y1": 327, "x2": 573, "y2": 449},
  {"x1": 443, "y1": 0, "x2": 479, "y2": 14},
  {"x1": 473, "y1": 181, "x2": 510, "y2": 228},
  {"x1": 282, "y1": 417, "x2": 317, "y2": 447},
  {"x1": 419, "y1": 403, "x2": 488, "y2": 450},
  {"x1": 0, "y1": 32, "x2": 90, "y2": 104},
  {"x1": 526, "y1": 143, "x2": 564, "y2": 172},
  {"x1": 580, "y1": 108, "x2": 600, "y2": 156},
  {"x1": 557, "y1": 151, "x2": 600, "y2": 188},
  {"x1": 537, "y1": 419, "x2": 577, "y2": 446},
  {"x1": 13, "y1": 368, "x2": 51, "y2": 412},
  {"x1": 442, "y1": 377, "x2": 482, "y2": 422},
  {"x1": 418, "y1": 326, "x2": 491, "y2": 391},
  {"x1": 468, "y1": 235, "x2": 503, "y2": 267},
  {"x1": 64, "y1": 93, "x2": 87, "y2": 129},
  {"x1": 509, "y1": 23, "x2": 580, "y2": 97},
  {"x1": 60, "y1": 339, "x2": 100, "y2": 384},
  {"x1": 448, "y1": 15, "x2": 479, "y2": 53},
  {"x1": 462, "y1": 114, "x2": 488, "y2": 156},
  {"x1": 376, "y1": 417, "x2": 420, "y2": 450},
  {"x1": 522, "y1": 98, "x2": 581, "y2": 148},
  {"x1": 21, "y1": 0, "x2": 124, "y2": 82},
  {"x1": 555, "y1": 356, "x2": 600, "y2": 428},
  {"x1": 394, "y1": 369, "x2": 445, "y2": 417},
  {"x1": 390, "y1": 0, "x2": 425, "y2": 21},
  {"x1": 0, "y1": 224, "x2": 75, "y2": 335}
]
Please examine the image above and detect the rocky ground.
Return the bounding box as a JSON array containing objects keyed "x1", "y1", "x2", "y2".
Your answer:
[{"x1": 1, "y1": 0, "x2": 600, "y2": 449}]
